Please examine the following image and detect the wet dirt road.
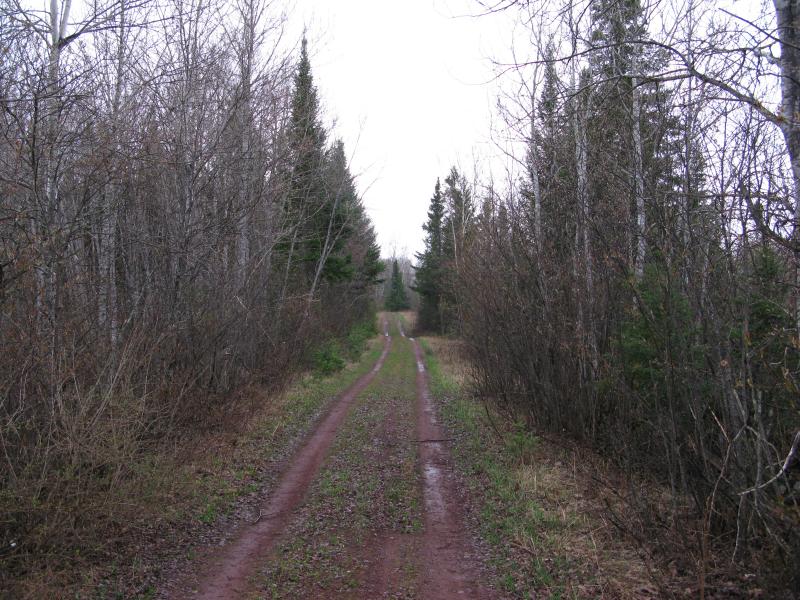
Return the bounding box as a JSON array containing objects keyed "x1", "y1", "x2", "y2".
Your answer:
[
  {"x1": 411, "y1": 336, "x2": 493, "y2": 599},
  {"x1": 164, "y1": 317, "x2": 495, "y2": 599}
]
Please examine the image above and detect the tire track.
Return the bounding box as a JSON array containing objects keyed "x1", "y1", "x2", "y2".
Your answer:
[
  {"x1": 170, "y1": 327, "x2": 393, "y2": 600},
  {"x1": 411, "y1": 335, "x2": 494, "y2": 599}
]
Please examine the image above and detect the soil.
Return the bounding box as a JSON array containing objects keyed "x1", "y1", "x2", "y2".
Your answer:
[
  {"x1": 164, "y1": 334, "x2": 392, "y2": 599},
  {"x1": 411, "y1": 337, "x2": 495, "y2": 599},
  {"x1": 159, "y1": 319, "x2": 497, "y2": 599}
]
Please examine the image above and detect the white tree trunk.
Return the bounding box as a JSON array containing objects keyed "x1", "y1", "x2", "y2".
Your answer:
[
  {"x1": 572, "y1": 62, "x2": 597, "y2": 368},
  {"x1": 42, "y1": 0, "x2": 72, "y2": 398},
  {"x1": 774, "y1": 0, "x2": 800, "y2": 335},
  {"x1": 632, "y1": 76, "x2": 646, "y2": 280},
  {"x1": 99, "y1": 1, "x2": 127, "y2": 349},
  {"x1": 236, "y1": 0, "x2": 257, "y2": 286}
]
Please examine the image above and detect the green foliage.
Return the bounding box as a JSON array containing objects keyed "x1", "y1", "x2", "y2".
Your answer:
[
  {"x1": 745, "y1": 246, "x2": 793, "y2": 351},
  {"x1": 312, "y1": 318, "x2": 378, "y2": 376},
  {"x1": 344, "y1": 319, "x2": 377, "y2": 360},
  {"x1": 283, "y1": 38, "x2": 328, "y2": 282},
  {"x1": 385, "y1": 259, "x2": 410, "y2": 311},
  {"x1": 737, "y1": 246, "x2": 798, "y2": 424},
  {"x1": 442, "y1": 166, "x2": 475, "y2": 261},
  {"x1": 618, "y1": 263, "x2": 702, "y2": 395},
  {"x1": 278, "y1": 40, "x2": 377, "y2": 294},
  {"x1": 312, "y1": 341, "x2": 346, "y2": 376},
  {"x1": 414, "y1": 180, "x2": 446, "y2": 331},
  {"x1": 414, "y1": 169, "x2": 475, "y2": 333},
  {"x1": 360, "y1": 239, "x2": 384, "y2": 287}
]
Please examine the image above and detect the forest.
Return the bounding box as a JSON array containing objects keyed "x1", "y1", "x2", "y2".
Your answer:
[
  {"x1": 0, "y1": 0, "x2": 382, "y2": 589},
  {"x1": 413, "y1": 0, "x2": 800, "y2": 589},
  {"x1": 1, "y1": 0, "x2": 799, "y2": 596}
]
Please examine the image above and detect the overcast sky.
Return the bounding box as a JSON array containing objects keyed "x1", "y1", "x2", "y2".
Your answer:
[{"x1": 289, "y1": 1, "x2": 514, "y2": 258}]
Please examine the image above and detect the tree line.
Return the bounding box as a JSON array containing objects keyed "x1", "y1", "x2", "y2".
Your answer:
[
  {"x1": 0, "y1": 0, "x2": 380, "y2": 578},
  {"x1": 415, "y1": 0, "x2": 799, "y2": 588}
]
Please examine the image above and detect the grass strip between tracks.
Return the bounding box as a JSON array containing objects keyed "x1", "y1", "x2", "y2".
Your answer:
[{"x1": 253, "y1": 321, "x2": 422, "y2": 599}]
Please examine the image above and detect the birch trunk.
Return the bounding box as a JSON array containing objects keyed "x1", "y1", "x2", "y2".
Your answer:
[
  {"x1": 572, "y1": 65, "x2": 597, "y2": 369},
  {"x1": 236, "y1": 0, "x2": 257, "y2": 286},
  {"x1": 99, "y1": 1, "x2": 127, "y2": 349},
  {"x1": 632, "y1": 76, "x2": 645, "y2": 280},
  {"x1": 773, "y1": 0, "x2": 800, "y2": 336},
  {"x1": 42, "y1": 0, "x2": 71, "y2": 400}
]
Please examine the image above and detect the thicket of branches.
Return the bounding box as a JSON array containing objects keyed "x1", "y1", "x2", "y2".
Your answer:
[
  {"x1": 417, "y1": 0, "x2": 800, "y2": 587},
  {"x1": 0, "y1": 0, "x2": 380, "y2": 581}
]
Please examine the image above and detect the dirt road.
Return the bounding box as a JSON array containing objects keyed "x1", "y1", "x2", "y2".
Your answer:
[{"x1": 164, "y1": 317, "x2": 495, "y2": 599}]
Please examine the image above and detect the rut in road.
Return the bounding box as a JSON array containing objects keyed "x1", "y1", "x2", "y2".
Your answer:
[
  {"x1": 411, "y1": 335, "x2": 494, "y2": 599},
  {"x1": 166, "y1": 325, "x2": 392, "y2": 600},
  {"x1": 163, "y1": 317, "x2": 496, "y2": 599}
]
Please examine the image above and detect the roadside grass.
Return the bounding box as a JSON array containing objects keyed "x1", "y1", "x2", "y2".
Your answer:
[
  {"x1": 421, "y1": 335, "x2": 657, "y2": 599},
  {"x1": 255, "y1": 330, "x2": 421, "y2": 599},
  {"x1": 11, "y1": 324, "x2": 387, "y2": 599}
]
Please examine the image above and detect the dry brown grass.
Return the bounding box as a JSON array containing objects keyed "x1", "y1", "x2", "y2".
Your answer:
[
  {"x1": 514, "y1": 442, "x2": 663, "y2": 598},
  {"x1": 419, "y1": 336, "x2": 471, "y2": 386}
]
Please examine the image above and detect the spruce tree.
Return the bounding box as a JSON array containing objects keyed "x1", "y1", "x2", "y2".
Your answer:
[
  {"x1": 385, "y1": 259, "x2": 410, "y2": 311},
  {"x1": 318, "y1": 139, "x2": 357, "y2": 283},
  {"x1": 413, "y1": 179, "x2": 446, "y2": 331},
  {"x1": 282, "y1": 37, "x2": 336, "y2": 289},
  {"x1": 442, "y1": 166, "x2": 475, "y2": 266}
]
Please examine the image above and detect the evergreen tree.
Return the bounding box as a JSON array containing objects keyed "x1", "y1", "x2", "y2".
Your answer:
[
  {"x1": 413, "y1": 179, "x2": 446, "y2": 331},
  {"x1": 385, "y1": 259, "x2": 410, "y2": 311},
  {"x1": 539, "y1": 42, "x2": 561, "y2": 135},
  {"x1": 440, "y1": 167, "x2": 475, "y2": 332},
  {"x1": 281, "y1": 37, "x2": 336, "y2": 289},
  {"x1": 318, "y1": 139, "x2": 358, "y2": 283}
]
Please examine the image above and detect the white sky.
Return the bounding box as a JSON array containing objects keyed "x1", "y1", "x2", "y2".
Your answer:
[
  {"x1": 290, "y1": 1, "x2": 515, "y2": 258},
  {"x1": 285, "y1": 0, "x2": 775, "y2": 260}
]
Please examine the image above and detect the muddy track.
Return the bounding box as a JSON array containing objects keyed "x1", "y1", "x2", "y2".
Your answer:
[
  {"x1": 168, "y1": 329, "x2": 392, "y2": 600},
  {"x1": 411, "y1": 337, "x2": 495, "y2": 599}
]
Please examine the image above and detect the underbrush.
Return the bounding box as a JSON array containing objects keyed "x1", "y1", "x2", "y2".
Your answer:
[
  {"x1": 422, "y1": 337, "x2": 667, "y2": 598},
  {"x1": 422, "y1": 335, "x2": 792, "y2": 598},
  {"x1": 311, "y1": 318, "x2": 377, "y2": 376},
  {"x1": 1, "y1": 318, "x2": 383, "y2": 599}
]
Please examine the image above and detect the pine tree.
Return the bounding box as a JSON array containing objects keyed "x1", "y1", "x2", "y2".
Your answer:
[
  {"x1": 385, "y1": 259, "x2": 410, "y2": 311},
  {"x1": 316, "y1": 139, "x2": 357, "y2": 283},
  {"x1": 414, "y1": 179, "x2": 446, "y2": 331},
  {"x1": 281, "y1": 37, "x2": 332, "y2": 290}
]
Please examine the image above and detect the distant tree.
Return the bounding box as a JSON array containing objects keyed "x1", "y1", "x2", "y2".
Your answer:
[{"x1": 385, "y1": 259, "x2": 410, "y2": 311}]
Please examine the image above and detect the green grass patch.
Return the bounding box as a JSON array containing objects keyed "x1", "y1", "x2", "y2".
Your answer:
[{"x1": 257, "y1": 334, "x2": 422, "y2": 598}]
